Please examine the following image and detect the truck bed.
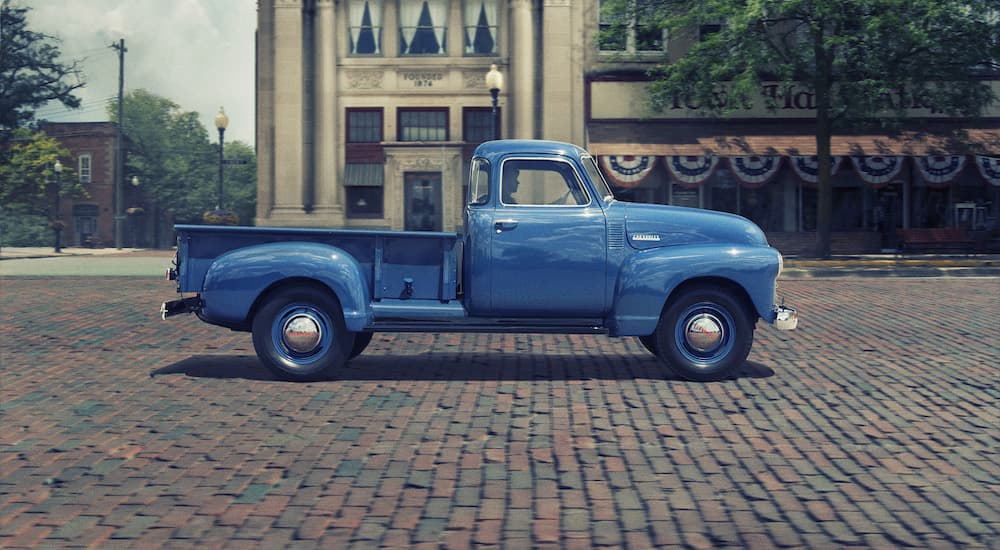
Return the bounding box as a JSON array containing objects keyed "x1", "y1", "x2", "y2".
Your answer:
[{"x1": 175, "y1": 225, "x2": 462, "y2": 303}]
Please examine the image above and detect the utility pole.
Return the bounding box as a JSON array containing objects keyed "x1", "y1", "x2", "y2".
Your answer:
[{"x1": 111, "y1": 39, "x2": 126, "y2": 249}]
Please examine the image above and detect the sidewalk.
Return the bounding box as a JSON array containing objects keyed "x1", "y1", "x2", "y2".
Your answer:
[
  {"x1": 780, "y1": 253, "x2": 1000, "y2": 277},
  {"x1": 0, "y1": 246, "x2": 163, "y2": 260},
  {"x1": 1, "y1": 247, "x2": 998, "y2": 277}
]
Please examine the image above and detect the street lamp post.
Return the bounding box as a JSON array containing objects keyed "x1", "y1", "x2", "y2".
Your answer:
[
  {"x1": 52, "y1": 160, "x2": 63, "y2": 253},
  {"x1": 486, "y1": 64, "x2": 503, "y2": 141},
  {"x1": 214, "y1": 107, "x2": 229, "y2": 210},
  {"x1": 130, "y1": 176, "x2": 140, "y2": 247}
]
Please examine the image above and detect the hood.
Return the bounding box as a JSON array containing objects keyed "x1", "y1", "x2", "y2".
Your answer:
[{"x1": 622, "y1": 203, "x2": 769, "y2": 250}]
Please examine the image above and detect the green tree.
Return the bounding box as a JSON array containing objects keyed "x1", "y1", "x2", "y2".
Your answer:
[
  {"x1": 0, "y1": 128, "x2": 86, "y2": 246},
  {"x1": 110, "y1": 89, "x2": 213, "y2": 225},
  {"x1": 111, "y1": 89, "x2": 256, "y2": 236},
  {"x1": 0, "y1": 0, "x2": 84, "y2": 130},
  {"x1": 602, "y1": 0, "x2": 1000, "y2": 257}
]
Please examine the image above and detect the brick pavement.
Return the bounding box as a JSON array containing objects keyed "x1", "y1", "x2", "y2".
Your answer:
[{"x1": 0, "y1": 276, "x2": 998, "y2": 548}]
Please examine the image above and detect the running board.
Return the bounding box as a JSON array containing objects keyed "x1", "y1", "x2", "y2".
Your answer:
[{"x1": 371, "y1": 319, "x2": 608, "y2": 334}]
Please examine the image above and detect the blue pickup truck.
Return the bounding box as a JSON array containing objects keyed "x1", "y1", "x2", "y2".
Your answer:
[{"x1": 162, "y1": 140, "x2": 796, "y2": 381}]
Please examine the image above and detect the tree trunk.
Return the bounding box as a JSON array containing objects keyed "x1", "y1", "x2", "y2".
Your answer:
[{"x1": 813, "y1": 31, "x2": 834, "y2": 259}]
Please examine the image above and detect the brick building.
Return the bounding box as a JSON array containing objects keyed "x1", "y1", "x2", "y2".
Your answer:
[{"x1": 39, "y1": 122, "x2": 147, "y2": 248}]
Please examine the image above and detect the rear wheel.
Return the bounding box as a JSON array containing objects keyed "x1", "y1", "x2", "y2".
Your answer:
[
  {"x1": 251, "y1": 285, "x2": 354, "y2": 381},
  {"x1": 655, "y1": 286, "x2": 754, "y2": 381}
]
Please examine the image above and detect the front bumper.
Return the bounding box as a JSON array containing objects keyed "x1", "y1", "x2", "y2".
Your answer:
[{"x1": 774, "y1": 305, "x2": 798, "y2": 330}]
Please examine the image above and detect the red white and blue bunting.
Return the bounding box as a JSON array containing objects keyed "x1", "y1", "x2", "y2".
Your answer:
[
  {"x1": 974, "y1": 155, "x2": 1000, "y2": 187},
  {"x1": 599, "y1": 155, "x2": 657, "y2": 188},
  {"x1": 665, "y1": 155, "x2": 718, "y2": 186},
  {"x1": 915, "y1": 155, "x2": 966, "y2": 187},
  {"x1": 789, "y1": 155, "x2": 843, "y2": 185},
  {"x1": 851, "y1": 156, "x2": 904, "y2": 187},
  {"x1": 728, "y1": 156, "x2": 783, "y2": 188}
]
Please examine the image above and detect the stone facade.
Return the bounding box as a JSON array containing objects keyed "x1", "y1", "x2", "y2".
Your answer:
[{"x1": 255, "y1": 0, "x2": 591, "y2": 231}]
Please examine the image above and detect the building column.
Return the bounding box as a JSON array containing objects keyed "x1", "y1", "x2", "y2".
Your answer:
[
  {"x1": 314, "y1": 0, "x2": 344, "y2": 223},
  {"x1": 510, "y1": 0, "x2": 535, "y2": 139},
  {"x1": 256, "y1": 0, "x2": 276, "y2": 222},
  {"x1": 271, "y1": 0, "x2": 306, "y2": 219},
  {"x1": 541, "y1": 0, "x2": 583, "y2": 144}
]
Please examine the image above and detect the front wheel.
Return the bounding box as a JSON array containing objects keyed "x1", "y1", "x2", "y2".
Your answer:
[
  {"x1": 251, "y1": 285, "x2": 354, "y2": 381},
  {"x1": 655, "y1": 287, "x2": 755, "y2": 381}
]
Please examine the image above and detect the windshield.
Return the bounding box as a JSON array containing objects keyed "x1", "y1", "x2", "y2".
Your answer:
[{"x1": 583, "y1": 155, "x2": 615, "y2": 204}]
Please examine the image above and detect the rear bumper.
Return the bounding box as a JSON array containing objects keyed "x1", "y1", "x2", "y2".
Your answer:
[{"x1": 160, "y1": 297, "x2": 202, "y2": 320}]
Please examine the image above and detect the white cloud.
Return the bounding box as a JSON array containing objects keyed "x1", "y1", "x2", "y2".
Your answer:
[{"x1": 26, "y1": 0, "x2": 257, "y2": 145}]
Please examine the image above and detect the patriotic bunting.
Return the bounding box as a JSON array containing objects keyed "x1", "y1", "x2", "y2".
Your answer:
[
  {"x1": 728, "y1": 156, "x2": 783, "y2": 187},
  {"x1": 789, "y1": 155, "x2": 843, "y2": 185},
  {"x1": 915, "y1": 155, "x2": 966, "y2": 187},
  {"x1": 851, "y1": 156, "x2": 904, "y2": 187},
  {"x1": 599, "y1": 155, "x2": 657, "y2": 188},
  {"x1": 974, "y1": 155, "x2": 1000, "y2": 187},
  {"x1": 665, "y1": 155, "x2": 718, "y2": 187}
]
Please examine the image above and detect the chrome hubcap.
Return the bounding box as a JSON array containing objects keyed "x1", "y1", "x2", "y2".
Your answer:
[
  {"x1": 282, "y1": 314, "x2": 322, "y2": 354},
  {"x1": 684, "y1": 313, "x2": 724, "y2": 353}
]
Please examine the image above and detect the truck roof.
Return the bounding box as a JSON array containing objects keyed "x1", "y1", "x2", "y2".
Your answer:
[{"x1": 472, "y1": 139, "x2": 590, "y2": 161}]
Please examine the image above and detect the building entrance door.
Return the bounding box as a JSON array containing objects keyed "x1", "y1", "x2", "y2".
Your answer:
[{"x1": 404, "y1": 172, "x2": 442, "y2": 232}]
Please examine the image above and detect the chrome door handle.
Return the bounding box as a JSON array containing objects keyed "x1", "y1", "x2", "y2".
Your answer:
[{"x1": 495, "y1": 220, "x2": 518, "y2": 233}]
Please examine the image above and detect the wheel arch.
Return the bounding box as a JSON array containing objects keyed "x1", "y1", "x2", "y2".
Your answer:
[
  {"x1": 609, "y1": 245, "x2": 777, "y2": 336},
  {"x1": 665, "y1": 277, "x2": 757, "y2": 327},
  {"x1": 199, "y1": 242, "x2": 373, "y2": 332}
]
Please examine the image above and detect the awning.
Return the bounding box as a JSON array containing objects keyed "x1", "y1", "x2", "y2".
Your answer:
[
  {"x1": 344, "y1": 163, "x2": 384, "y2": 187},
  {"x1": 587, "y1": 120, "x2": 1000, "y2": 156}
]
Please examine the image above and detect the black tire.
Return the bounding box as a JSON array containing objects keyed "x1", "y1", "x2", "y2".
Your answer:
[
  {"x1": 251, "y1": 285, "x2": 354, "y2": 381},
  {"x1": 654, "y1": 286, "x2": 755, "y2": 381},
  {"x1": 349, "y1": 331, "x2": 374, "y2": 359},
  {"x1": 638, "y1": 335, "x2": 659, "y2": 355}
]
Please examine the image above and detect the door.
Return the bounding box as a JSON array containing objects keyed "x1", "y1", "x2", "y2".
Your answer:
[
  {"x1": 404, "y1": 173, "x2": 442, "y2": 232},
  {"x1": 489, "y1": 158, "x2": 607, "y2": 317}
]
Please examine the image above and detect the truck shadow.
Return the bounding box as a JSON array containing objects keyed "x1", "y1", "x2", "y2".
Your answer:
[{"x1": 151, "y1": 354, "x2": 775, "y2": 382}]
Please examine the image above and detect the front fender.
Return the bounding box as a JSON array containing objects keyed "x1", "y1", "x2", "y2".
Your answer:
[
  {"x1": 610, "y1": 244, "x2": 780, "y2": 336},
  {"x1": 199, "y1": 242, "x2": 372, "y2": 331}
]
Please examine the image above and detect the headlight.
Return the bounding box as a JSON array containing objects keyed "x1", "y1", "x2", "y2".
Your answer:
[{"x1": 777, "y1": 252, "x2": 784, "y2": 278}]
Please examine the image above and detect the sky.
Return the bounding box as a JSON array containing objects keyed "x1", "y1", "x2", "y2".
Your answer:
[{"x1": 26, "y1": 0, "x2": 257, "y2": 145}]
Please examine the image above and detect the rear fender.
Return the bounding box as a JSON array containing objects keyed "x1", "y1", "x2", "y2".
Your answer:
[
  {"x1": 610, "y1": 244, "x2": 780, "y2": 336},
  {"x1": 199, "y1": 242, "x2": 372, "y2": 331}
]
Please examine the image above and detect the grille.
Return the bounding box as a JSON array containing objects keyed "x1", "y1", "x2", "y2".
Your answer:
[{"x1": 607, "y1": 222, "x2": 625, "y2": 249}]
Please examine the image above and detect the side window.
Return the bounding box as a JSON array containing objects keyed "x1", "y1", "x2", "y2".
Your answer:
[
  {"x1": 501, "y1": 159, "x2": 590, "y2": 206},
  {"x1": 468, "y1": 158, "x2": 490, "y2": 205}
]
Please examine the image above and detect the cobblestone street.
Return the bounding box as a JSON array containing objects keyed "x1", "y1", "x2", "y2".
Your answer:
[{"x1": 1, "y1": 275, "x2": 998, "y2": 548}]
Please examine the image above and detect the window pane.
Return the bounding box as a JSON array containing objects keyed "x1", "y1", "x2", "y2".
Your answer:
[
  {"x1": 464, "y1": 0, "x2": 497, "y2": 54},
  {"x1": 346, "y1": 187, "x2": 383, "y2": 218},
  {"x1": 598, "y1": 0, "x2": 627, "y2": 51},
  {"x1": 400, "y1": 0, "x2": 448, "y2": 55},
  {"x1": 400, "y1": 110, "x2": 447, "y2": 141},
  {"x1": 348, "y1": 110, "x2": 382, "y2": 143},
  {"x1": 469, "y1": 158, "x2": 490, "y2": 205},
  {"x1": 78, "y1": 154, "x2": 91, "y2": 184},
  {"x1": 636, "y1": 24, "x2": 663, "y2": 51},
  {"x1": 463, "y1": 108, "x2": 494, "y2": 144},
  {"x1": 348, "y1": 0, "x2": 382, "y2": 55},
  {"x1": 501, "y1": 159, "x2": 589, "y2": 206}
]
